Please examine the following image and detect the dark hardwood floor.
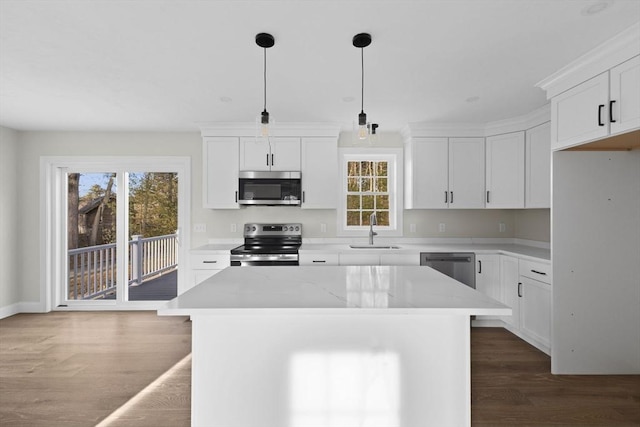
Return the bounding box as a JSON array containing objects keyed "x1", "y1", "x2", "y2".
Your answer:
[
  {"x1": 471, "y1": 328, "x2": 640, "y2": 426},
  {"x1": 1, "y1": 313, "x2": 638, "y2": 426}
]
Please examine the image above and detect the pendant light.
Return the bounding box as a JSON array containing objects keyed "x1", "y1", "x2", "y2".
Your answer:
[
  {"x1": 256, "y1": 33, "x2": 275, "y2": 137},
  {"x1": 353, "y1": 33, "x2": 372, "y2": 140}
]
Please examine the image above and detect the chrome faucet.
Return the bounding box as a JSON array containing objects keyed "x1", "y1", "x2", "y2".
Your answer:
[{"x1": 369, "y1": 212, "x2": 378, "y2": 245}]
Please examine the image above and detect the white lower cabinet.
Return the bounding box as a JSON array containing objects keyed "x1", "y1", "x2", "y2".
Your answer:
[
  {"x1": 380, "y1": 253, "x2": 420, "y2": 266},
  {"x1": 339, "y1": 254, "x2": 380, "y2": 266},
  {"x1": 500, "y1": 255, "x2": 521, "y2": 329},
  {"x1": 189, "y1": 252, "x2": 230, "y2": 289},
  {"x1": 299, "y1": 253, "x2": 339, "y2": 266},
  {"x1": 520, "y1": 276, "x2": 551, "y2": 350},
  {"x1": 499, "y1": 255, "x2": 552, "y2": 354},
  {"x1": 474, "y1": 254, "x2": 501, "y2": 321}
]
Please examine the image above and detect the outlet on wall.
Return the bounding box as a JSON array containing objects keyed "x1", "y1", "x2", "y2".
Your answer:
[
  {"x1": 320, "y1": 223, "x2": 327, "y2": 233},
  {"x1": 193, "y1": 223, "x2": 207, "y2": 233},
  {"x1": 410, "y1": 223, "x2": 416, "y2": 233},
  {"x1": 499, "y1": 222, "x2": 506, "y2": 233},
  {"x1": 231, "y1": 223, "x2": 237, "y2": 233},
  {"x1": 439, "y1": 223, "x2": 446, "y2": 233}
]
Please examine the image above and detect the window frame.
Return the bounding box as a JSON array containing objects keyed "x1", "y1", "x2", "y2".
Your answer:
[{"x1": 337, "y1": 148, "x2": 403, "y2": 237}]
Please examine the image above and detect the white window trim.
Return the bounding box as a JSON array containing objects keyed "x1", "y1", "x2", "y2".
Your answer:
[
  {"x1": 337, "y1": 148, "x2": 403, "y2": 237},
  {"x1": 41, "y1": 156, "x2": 191, "y2": 312}
]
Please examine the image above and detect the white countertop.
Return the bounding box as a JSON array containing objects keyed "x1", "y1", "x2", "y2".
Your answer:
[
  {"x1": 191, "y1": 241, "x2": 550, "y2": 262},
  {"x1": 299, "y1": 242, "x2": 551, "y2": 261},
  {"x1": 159, "y1": 265, "x2": 511, "y2": 316}
]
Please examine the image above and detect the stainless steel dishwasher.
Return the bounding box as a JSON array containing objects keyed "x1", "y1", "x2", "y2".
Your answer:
[{"x1": 420, "y1": 252, "x2": 476, "y2": 289}]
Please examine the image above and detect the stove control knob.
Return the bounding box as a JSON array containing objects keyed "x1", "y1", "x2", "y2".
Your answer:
[
  {"x1": 245, "y1": 226, "x2": 250, "y2": 232},
  {"x1": 252, "y1": 226, "x2": 256, "y2": 231},
  {"x1": 283, "y1": 226, "x2": 288, "y2": 231},
  {"x1": 295, "y1": 226, "x2": 300, "y2": 231}
]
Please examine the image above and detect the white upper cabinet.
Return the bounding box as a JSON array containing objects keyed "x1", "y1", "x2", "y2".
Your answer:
[
  {"x1": 486, "y1": 131, "x2": 525, "y2": 208},
  {"x1": 610, "y1": 55, "x2": 640, "y2": 136},
  {"x1": 405, "y1": 137, "x2": 448, "y2": 209},
  {"x1": 448, "y1": 138, "x2": 485, "y2": 208},
  {"x1": 550, "y1": 72, "x2": 610, "y2": 150},
  {"x1": 203, "y1": 137, "x2": 240, "y2": 209},
  {"x1": 538, "y1": 23, "x2": 640, "y2": 151},
  {"x1": 405, "y1": 137, "x2": 484, "y2": 209},
  {"x1": 301, "y1": 137, "x2": 337, "y2": 209},
  {"x1": 525, "y1": 122, "x2": 551, "y2": 208},
  {"x1": 240, "y1": 137, "x2": 301, "y2": 171}
]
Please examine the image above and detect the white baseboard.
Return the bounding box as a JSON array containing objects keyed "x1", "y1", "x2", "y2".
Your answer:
[{"x1": 0, "y1": 301, "x2": 47, "y2": 319}]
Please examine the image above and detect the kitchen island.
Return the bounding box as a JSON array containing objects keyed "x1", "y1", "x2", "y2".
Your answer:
[{"x1": 159, "y1": 265, "x2": 510, "y2": 427}]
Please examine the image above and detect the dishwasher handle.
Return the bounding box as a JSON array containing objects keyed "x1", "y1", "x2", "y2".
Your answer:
[{"x1": 422, "y1": 256, "x2": 472, "y2": 263}]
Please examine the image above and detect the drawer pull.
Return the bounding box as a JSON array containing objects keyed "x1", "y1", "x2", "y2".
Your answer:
[
  {"x1": 203, "y1": 260, "x2": 218, "y2": 264},
  {"x1": 313, "y1": 260, "x2": 326, "y2": 263},
  {"x1": 531, "y1": 269, "x2": 547, "y2": 276}
]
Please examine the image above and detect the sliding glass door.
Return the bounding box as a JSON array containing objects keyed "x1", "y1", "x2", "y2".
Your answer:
[{"x1": 44, "y1": 157, "x2": 190, "y2": 310}]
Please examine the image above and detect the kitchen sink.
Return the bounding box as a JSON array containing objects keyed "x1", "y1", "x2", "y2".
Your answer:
[{"x1": 349, "y1": 245, "x2": 401, "y2": 249}]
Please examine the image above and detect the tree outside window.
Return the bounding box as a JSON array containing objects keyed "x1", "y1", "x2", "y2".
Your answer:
[{"x1": 346, "y1": 160, "x2": 390, "y2": 226}]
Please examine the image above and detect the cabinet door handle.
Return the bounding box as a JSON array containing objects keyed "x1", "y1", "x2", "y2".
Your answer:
[
  {"x1": 271, "y1": 153, "x2": 274, "y2": 166},
  {"x1": 450, "y1": 191, "x2": 453, "y2": 204},
  {"x1": 312, "y1": 260, "x2": 326, "y2": 263},
  {"x1": 531, "y1": 269, "x2": 547, "y2": 276},
  {"x1": 518, "y1": 282, "x2": 522, "y2": 298},
  {"x1": 445, "y1": 191, "x2": 448, "y2": 204},
  {"x1": 235, "y1": 191, "x2": 238, "y2": 203},
  {"x1": 486, "y1": 191, "x2": 490, "y2": 204},
  {"x1": 609, "y1": 100, "x2": 616, "y2": 123},
  {"x1": 598, "y1": 104, "x2": 605, "y2": 126},
  {"x1": 478, "y1": 260, "x2": 482, "y2": 274},
  {"x1": 302, "y1": 191, "x2": 305, "y2": 203},
  {"x1": 203, "y1": 260, "x2": 218, "y2": 264}
]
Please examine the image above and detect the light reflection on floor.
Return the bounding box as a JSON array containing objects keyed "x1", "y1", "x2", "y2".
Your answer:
[{"x1": 289, "y1": 351, "x2": 400, "y2": 427}]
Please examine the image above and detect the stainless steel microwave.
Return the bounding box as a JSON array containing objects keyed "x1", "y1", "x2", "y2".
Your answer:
[{"x1": 238, "y1": 171, "x2": 301, "y2": 206}]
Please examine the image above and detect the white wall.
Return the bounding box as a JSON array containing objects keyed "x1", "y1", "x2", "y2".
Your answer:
[
  {"x1": 0, "y1": 126, "x2": 20, "y2": 315},
  {"x1": 14, "y1": 130, "x2": 549, "y2": 308}
]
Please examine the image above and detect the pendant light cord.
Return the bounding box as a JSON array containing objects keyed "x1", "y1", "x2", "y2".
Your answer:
[
  {"x1": 360, "y1": 47, "x2": 364, "y2": 113},
  {"x1": 263, "y1": 48, "x2": 267, "y2": 112}
]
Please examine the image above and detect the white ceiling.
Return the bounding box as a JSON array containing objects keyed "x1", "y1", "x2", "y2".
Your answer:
[{"x1": 1, "y1": 0, "x2": 639, "y2": 132}]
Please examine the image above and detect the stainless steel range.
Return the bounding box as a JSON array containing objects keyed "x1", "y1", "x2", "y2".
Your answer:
[{"x1": 230, "y1": 223, "x2": 302, "y2": 266}]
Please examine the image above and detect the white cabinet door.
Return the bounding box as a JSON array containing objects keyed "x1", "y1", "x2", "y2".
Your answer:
[
  {"x1": 203, "y1": 137, "x2": 240, "y2": 209},
  {"x1": 525, "y1": 122, "x2": 551, "y2": 208},
  {"x1": 610, "y1": 55, "x2": 640, "y2": 136},
  {"x1": 551, "y1": 72, "x2": 610, "y2": 150},
  {"x1": 405, "y1": 138, "x2": 448, "y2": 209},
  {"x1": 270, "y1": 138, "x2": 301, "y2": 171},
  {"x1": 449, "y1": 138, "x2": 485, "y2": 208},
  {"x1": 486, "y1": 132, "x2": 525, "y2": 208},
  {"x1": 500, "y1": 255, "x2": 520, "y2": 329},
  {"x1": 240, "y1": 137, "x2": 271, "y2": 171},
  {"x1": 301, "y1": 138, "x2": 337, "y2": 209},
  {"x1": 475, "y1": 254, "x2": 500, "y2": 300},
  {"x1": 475, "y1": 254, "x2": 501, "y2": 320},
  {"x1": 380, "y1": 253, "x2": 420, "y2": 266},
  {"x1": 339, "y1": 254, "x2": 380, "y2": 266},
  {"x1": 520, "y1": 276, "x2": 551, "y2": 350}
]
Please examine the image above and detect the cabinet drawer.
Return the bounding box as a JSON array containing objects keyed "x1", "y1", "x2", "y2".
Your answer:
[
  {"x1": 299, "y1": 253, "x2": 339, "y2": 266},
  {"x1": 191, "y1": 253, "x2": 230, "y2": 269},
  {"x1": 519, "y1": 259, "x2": 551, "y2": 284}
]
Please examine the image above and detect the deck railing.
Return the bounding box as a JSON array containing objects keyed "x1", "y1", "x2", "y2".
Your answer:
[{"x1": 68, "y1": 233, "x2": 178, "y2": 300}]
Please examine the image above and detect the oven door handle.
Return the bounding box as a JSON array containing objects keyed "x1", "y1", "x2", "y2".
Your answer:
[{"x1": 230, "y1": 254, "x2": 299, "y2": 263}]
